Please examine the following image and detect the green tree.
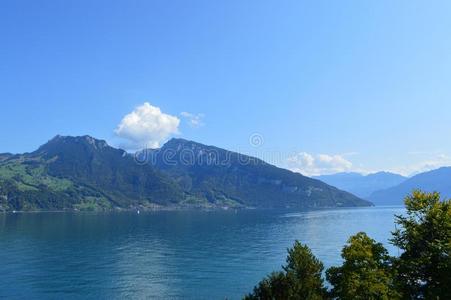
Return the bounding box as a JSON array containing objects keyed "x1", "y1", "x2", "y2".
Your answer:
[
  {"x1": 245, "y1": 241, "x2": 327, "y2": 300},
  {"x1": 391, "y1": 190, "x2": 451, "y2": 299},
  {"x1": 244, "y1": 271, "x2": 292, "y2": 300},
  {"x1": 326, "y1": 232, "x2": 400, "y2": 300},
  {"x1": 244, "y1": 190, "x2": 450, "y2": 300}
]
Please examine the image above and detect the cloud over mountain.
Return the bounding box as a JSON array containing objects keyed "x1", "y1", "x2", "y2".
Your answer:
[
  {"x1": 180, "y1": 112, "x2": 205, "y2": 128},
  {"x1": 390, "y1": 153, "x2": 451, "y2": 176},
  {"x1": 115, "y1": 102, "x2": 180, "y2": 150},
  {"x1": 287, "y1": 152, "x2": 353, "y2": 176}
]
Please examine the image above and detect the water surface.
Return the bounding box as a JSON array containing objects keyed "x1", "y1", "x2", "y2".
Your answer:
[{"x1": 0, "y1": 206, "x2": 404, "y2": 299}]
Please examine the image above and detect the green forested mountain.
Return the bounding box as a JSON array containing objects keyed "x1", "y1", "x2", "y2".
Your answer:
[
  {"x1": 0, "y1": 136, "x2": 371, "y2": 211},
  {"x1": 0, "y1": 135, "x2": 185, "y2": 211},
  {"x1": 0, "y1": 153, "x2": 12, "y2": 161},
  {"x1": 142, "y1": 138, "x2": 371, "y2": 209}
]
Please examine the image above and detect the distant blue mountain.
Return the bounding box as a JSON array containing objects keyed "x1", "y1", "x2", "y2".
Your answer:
[
  {"x1": 368, "y1": 167, "x2": 451, "y2": 205},
  {"x1": 313, "y1": 172, "x2": 406, "y2": 198}
]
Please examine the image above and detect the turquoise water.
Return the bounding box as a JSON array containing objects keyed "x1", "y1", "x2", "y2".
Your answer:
[{"x1": 0, "y1": 206, "x2": 404, "y2": 299}]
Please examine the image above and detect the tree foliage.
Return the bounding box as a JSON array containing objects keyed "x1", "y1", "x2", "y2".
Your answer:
[
  {"x1": 244, "y1": 241, "x2": 327, "y2": 300},
  {"x1": 391, "y1": 190, "x2": 451, "y2": 299},
  {"x1": 326, "y1": 232, "x2": 400, "y2": 300},
  {"x1": 245, "y1": 190, "x2": 451, "y2": 300}
]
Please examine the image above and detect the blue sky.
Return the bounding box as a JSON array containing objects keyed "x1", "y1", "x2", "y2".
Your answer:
[{"x1": 1, "y1": 0, "x2": 451, "y2": 176}]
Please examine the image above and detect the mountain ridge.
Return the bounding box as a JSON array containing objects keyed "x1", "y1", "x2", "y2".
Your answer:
[
  {"x1": 0, "y1": 135, "x2": 372, "y2": 211},
  {"x1": 313, "y1": 171, "x2": 407, "y2": 198},
  {"x1": 144, "y1": 138, "x2": 371, "y2": 208},
  {"x1": 368, "y1": 167, "x2": 451, "y2": 205}
]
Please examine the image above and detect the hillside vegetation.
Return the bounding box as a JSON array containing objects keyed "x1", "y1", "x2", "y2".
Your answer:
[{"x1": 0, "y1": 135, "x2": 371, "y2": 211}]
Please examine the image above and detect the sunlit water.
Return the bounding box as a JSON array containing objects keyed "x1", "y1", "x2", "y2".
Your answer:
[{"x1": 0, "y1": 206, "x2": 404, "y2": 299}]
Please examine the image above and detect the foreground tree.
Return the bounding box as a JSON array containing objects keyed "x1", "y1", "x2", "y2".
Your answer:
[
  {"x1": 391, "y1": 190, "x2": 451, "y2": 299},
  {"x1": 244, "y1": 190, "x2": 450, "y2": 300},
  {"x1": 245, "y1": 241, "x2": 327, "y2": 300},
  {"x1": 326, "y1": 232, "x2": 400, "y2": 300}
]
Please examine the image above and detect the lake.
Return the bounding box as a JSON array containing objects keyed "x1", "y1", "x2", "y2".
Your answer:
[{"x1": 0, "y1": 206, "x2": 404, "y2": 299}]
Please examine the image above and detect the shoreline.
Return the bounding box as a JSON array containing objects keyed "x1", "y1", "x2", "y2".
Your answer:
[{"x1": 0, "y1": 204, "x2": 386, "y2": 214}]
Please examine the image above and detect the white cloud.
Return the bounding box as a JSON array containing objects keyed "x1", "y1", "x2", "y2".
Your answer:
[
  {"x1": 180, "y1": 112, "x2": 205, "y2": 128},
  {"x1": 389, "y1": 154, "x2": 451, "y2": 176},
  {"x1": 115, "y1": 102, "x2": 180, "y2": 150},
  {"x1": 285, "y1": 150, "x2": 451, "y2": 177},
  {"x1": 286, "y1": 152, "x2": 353, "y2": 176}
]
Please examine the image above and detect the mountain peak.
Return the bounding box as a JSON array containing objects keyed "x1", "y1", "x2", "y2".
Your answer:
[
  {"x1": 164, "y1": 138, "x2": 208, "y2": 148},
  {"x1": 369, "y1": 171, "x2": 404, "y2": 177},
  {"x1": 161, "y1": 138, "x2": 229, "y2": 155},
  {"x1": 315, "y1": 171, "x2": 407, "y2": 198},
  {"x1": 368, "y1": 166, "x2": 451, "y2": 205},
  {"x1": 36, "y1": 135, "x2": 111, "y2": 156},
  {"x1": 48, "y1": 135, "x2": 109, "y2": 148},
  {"x1": 164, "y1": 137, "x2": 190, "y2": 146}
]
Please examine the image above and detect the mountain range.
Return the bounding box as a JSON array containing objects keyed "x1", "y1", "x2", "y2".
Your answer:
[
  {"x1": 0, "y1": 135, "x2": 371, "y2": 211},
  {"x1": 315, "y1": 168, "x2": 451, "y2": 206},
  {"x1": 367, "y1": 167, "x2": 451, "y2": 205},
  {"x1": 313, "y1": 172, "x2": 407, "y2": 198}
]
